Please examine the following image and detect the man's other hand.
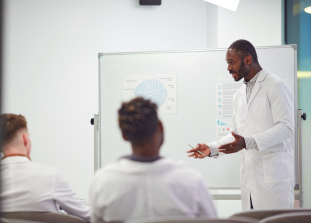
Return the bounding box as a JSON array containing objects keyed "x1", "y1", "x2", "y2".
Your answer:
[
  {"x1": 218, "y1": 132, "x2": 246, "y2": 154},
  {"x1": 187, "y1": 143, "x2": 211, "y2": 159}
]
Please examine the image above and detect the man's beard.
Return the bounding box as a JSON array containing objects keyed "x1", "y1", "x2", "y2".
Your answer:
[{"x1": 230, "y1": 60, "x2": 249, "y2": 82}]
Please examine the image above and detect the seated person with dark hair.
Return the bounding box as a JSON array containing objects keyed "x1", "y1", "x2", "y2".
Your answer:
[
  {"x1": 89, "y1": 97, "x2": 217, "y2": 222},
  {"x1": 0, "y1": 114, "x2": 90, "y2": 222}
]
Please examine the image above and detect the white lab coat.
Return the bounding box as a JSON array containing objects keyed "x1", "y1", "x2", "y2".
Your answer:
[
  {"x1": 0, "y1": 156, "x2": 90, "y2": 222},
  {"x1": 89, "y1": 157, "x2": 217, "y2": 222},
  {"x1": 209, "y1": 69, "x2": 294, "y2": 210}
]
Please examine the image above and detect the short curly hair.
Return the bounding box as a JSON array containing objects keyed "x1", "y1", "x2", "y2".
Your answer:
[
  {"x1": 1, "y1": 114, "x2": 28, "y2": 149},
  {"x1": 228, "y1": 39, "x2": 259, "y2": 64},
  {"x1": 118, "y1": 97, "x2": 158, "y2": 145}
]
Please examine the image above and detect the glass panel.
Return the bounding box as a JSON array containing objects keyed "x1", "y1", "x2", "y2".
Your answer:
[{"x1": 286, "y1": 0, "x2": 311, "y2": 208}]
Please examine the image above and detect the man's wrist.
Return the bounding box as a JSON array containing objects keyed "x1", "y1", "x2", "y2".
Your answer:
[
  {"x1": 207, "y1": 147, "x2": 212, "y2": 157},
  {"x1": 206, "y1": 144, "x2": 218, "y2": 157},
  {"x1": 244, "y1": 136, "x2": 259, "y2": 151}
]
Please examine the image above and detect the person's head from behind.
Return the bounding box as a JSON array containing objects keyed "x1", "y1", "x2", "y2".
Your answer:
[
  {"x1": 226, "y1": 39, "x2": 260, "y2": 82},
  {"x1": 118, "y1": 97, "x2": 164, "y2": 156},
  {"x1": 0, "y1": 114, "x2": 31, "y2": 156}
]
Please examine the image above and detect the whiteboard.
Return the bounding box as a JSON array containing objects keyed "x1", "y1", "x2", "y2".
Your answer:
[{"x1": 98, "y1": 45, "x2": 297, "y2": 188}]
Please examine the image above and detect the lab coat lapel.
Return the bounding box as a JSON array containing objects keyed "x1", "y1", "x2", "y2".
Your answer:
[
  {"x1": 246, "y1": 70, "x2": 267, "y2": 111},
  {"x1": 247, "y1": 82, "x2": 261, "y2": 109}
]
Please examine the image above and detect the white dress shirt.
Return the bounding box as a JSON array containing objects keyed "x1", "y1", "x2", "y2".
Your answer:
[
  {"x1": 1, "y1": 156, "x2": 90, "y2": 222},
  {"x1": 89, "y1": 157, "x2": 217, "y2": 222}
]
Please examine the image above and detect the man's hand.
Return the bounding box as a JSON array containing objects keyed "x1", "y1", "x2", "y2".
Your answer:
[
  {"x1": 187, "y1": 143, "x2": 211, "y2": 159},
  {"x1": 218, "y1": 132, "x2": 246, "y2": 154}
]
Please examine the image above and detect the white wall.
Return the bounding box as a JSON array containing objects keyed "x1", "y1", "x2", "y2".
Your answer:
[
  {"x1": 217, "y1": 0, "x2": 282, "y2": 47},
  {"x1": 3, "y1": 0, "x2": 283, "y2": 218}
]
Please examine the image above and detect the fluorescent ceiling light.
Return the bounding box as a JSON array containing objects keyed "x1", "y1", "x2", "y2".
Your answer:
[
  {"x1": 305, "y1": 6, "x2": 311, "y2": 14},
  {"x1": 203, "y1": 0, "x2": 240, "y2": 11}
]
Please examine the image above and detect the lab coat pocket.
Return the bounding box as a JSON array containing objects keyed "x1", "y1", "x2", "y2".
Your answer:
[
  {"x1": 262, "y1": 152, "x2": 288, "y2": 186},
  {"x1": 253, "y1": 98, "x2": 266, "y2": 118}
]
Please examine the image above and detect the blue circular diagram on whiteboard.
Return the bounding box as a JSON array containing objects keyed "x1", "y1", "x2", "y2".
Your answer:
[{"x1": 135, "y1": 80, "x2": 167, "y2": 106}]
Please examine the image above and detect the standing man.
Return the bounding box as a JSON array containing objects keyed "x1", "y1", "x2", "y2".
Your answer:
[{"x1": 187, "y1": 39, "x2": 294, "y2": 210}]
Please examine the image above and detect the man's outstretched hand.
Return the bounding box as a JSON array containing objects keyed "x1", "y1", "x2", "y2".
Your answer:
[
  {"x1": 187, "y1": 143, "x2": 211, "y2": 159},
  {"x1": 218, "y1": 132, "x2": 246, "y2": 154}
]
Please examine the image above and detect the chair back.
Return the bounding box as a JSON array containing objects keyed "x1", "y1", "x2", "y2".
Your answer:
[
  {"x1": 0, "y1": 217, "x2": 40, "y2": 223},
  {"x1": 96, "y1": 218, "x2": 257, "y2": 223},
  {"x1": 258, "y1": 212, "x2": 311, "y2": 223},
  {"x1": 229, "y1": 208, "x2": 311, "y2": 221},
  {"x1": 124, "y1": 218, "x2": 258, "y2": 223},
  {"x1": 145, "y1": 220, "x2": 255, "y2": 223},
  {"x1": 1, "y1": 212, "x2": 88, "y2": 223}
]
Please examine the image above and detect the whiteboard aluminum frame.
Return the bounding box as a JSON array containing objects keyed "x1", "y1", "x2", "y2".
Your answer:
[
  {"x1": 297, "y1": 109, "x2": 304, "y2": 206},
  {"x1": 97, "y1": 54, "x2": 102, "y2": 169},
  {"x1": 93, "y1": 114, "x2": 100, "y2": 172},
  {"x1": 98, "y1": 45, "x2": 295, "y2": 57},
  {"x1": 97, "y1": 45, "x2": 299, "y2": 200}
]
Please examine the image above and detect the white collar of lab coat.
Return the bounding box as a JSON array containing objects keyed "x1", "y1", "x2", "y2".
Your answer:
[
  {"x1": 246, "y1": 68, "x2": 269, "y2": 107},
  {"x1": 105, "y1": 157, "x2": 186, "y2": 174},
  {"x1": 1, "y1": 156, "x2": 31, "y2": 165},
  {"x1": 257, "y1": 68, "x2": 268, "y2": 83}
]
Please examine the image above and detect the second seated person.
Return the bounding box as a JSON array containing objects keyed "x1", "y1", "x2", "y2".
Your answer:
[{"x1": 89, "y1": 97, "x2": 217, "y2": 222}]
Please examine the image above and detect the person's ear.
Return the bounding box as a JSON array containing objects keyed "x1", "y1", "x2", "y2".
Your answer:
[
  {"x1": 157, "y1": 120, "x2": 164, "y2": 146},
  {"x1": 22, "y1": 133, "x2": 28, "y2": 147},
  {"x1": 122, "y1": 132, "x2": 129, "y2": 141},
  {"x1": 244, "y1": 55, "x2": 252, "y2": 66},
  {"x1": 158, "y1": 120, "x2": 163, "y2": 132}
]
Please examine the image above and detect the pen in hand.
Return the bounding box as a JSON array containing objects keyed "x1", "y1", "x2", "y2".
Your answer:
[{"x1": 188, "y1": 144, "x2": 206, "y2": 157}]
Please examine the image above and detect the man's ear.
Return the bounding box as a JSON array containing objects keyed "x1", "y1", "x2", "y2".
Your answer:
[
  {"x1": 158, "y1": 120, "x2": 163, "y2": 132},
  {"x1": 244, "y1": 55, "x2": 253, "y2": 66},
  {"x1": 22, "y1": 133, "x2": 28, "y2": 147},
  {"x1": 122, "y1": 132, "x2": 129, "y2": 141}
]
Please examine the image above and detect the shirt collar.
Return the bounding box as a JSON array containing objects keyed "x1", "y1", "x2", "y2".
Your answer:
[
  {"x1": 1, "y1": 154, "x2": 31, "y2": 161},
  {"x1": 121, "y1": 154, "x2": 162, "y2": 163},
  {"x1": 243, "y1": 70, "x2": 261, "y2": 85}
]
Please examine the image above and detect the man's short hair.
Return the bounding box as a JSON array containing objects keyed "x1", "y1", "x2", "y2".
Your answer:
[
  {"x1": 118, "y1": 97, "x2": 158, "y2": 145},
  {"x1": 0, "y1": 114, "x2": 27, "y2": 149},
  {"x1": 228, "y1": 39, "x2": 259, "y2": 64}
]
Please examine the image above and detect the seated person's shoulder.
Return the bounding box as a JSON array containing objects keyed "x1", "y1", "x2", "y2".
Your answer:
[
  {"x1": 100, "y1": 157, "x2": 202, "y2": 178},
  {"x1": 27, "y1": 161, "x2": 61, "y2": 178},
  {"x1": 161, "y1": 157, "x2": 203, "y2": 177},
  {"x1": 92, "y1": 158, "x2": 204, "y2": 189},
  {"x1": 93, "y1": 161, "x2": 122, "y2": 179},
  {"x1": 151, "y1": 158, "x2": 207, "y2": 190}
]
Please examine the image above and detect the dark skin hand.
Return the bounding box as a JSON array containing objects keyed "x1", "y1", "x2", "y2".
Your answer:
[
  {"x1": 187, "y1": 132, "x2": 246, "y2": 158},
  {"x1": 218, "y1": 132, "x2": 246, "y2": 154}
]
